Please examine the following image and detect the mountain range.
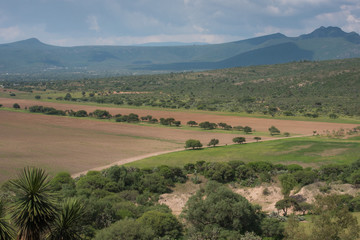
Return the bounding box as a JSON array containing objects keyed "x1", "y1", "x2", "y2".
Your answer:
[{"x1": 0, "y1": 26, "x2": 360, "y2": 75}]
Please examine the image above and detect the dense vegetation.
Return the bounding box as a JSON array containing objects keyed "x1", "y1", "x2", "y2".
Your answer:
[
  {"x1": 1, "y1": 158, "x2": 360, "y2": 239},
  {"x1": 3, "y1": 58, "x2": 360, "y2": 117}
]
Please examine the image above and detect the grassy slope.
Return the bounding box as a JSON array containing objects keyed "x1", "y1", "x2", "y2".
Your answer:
[{"x1": 126, "y1": 136, "x2": 360, "y2": 168}]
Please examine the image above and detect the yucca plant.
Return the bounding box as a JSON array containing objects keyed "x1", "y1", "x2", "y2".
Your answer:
[
  {"x1": 0, "y1": 201, "x2": 15, "y2": 240},
  {"x1": 47, "y1": 198, "x2": 84, "y2": 240},
  {"x1": 10, "y1": 167, "x2": 57, "y2": 240}
]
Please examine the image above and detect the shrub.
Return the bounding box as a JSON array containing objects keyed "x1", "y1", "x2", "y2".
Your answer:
[
  {"x1": 185, "y1": 139, "x2": 203, "y2": 149},
  {"x1": 13, "y1": 103, "x2": 20, "y2": 109}
]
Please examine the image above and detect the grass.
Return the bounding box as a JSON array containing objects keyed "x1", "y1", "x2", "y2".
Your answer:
[{"x1": 126, "y1": 136, "x2": 360, "y2": 168}]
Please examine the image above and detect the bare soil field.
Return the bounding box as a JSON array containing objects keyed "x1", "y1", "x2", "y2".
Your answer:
[
  {"x1": 0, "y1": 110, "x2": 265, "y2": 182},
  {"x1": 1, "y1": 98, "x2": 358, "y2": 135}
]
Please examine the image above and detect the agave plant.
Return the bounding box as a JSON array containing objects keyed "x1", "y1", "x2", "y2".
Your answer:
[
  {"x1": 47, "y1": 198, "x2": 84, "y2": 240},
  {"x1": 0, "y1": 201, "x2": 15, "y2": 240},
  {"x1": 10, "y1": 167, "x2": 57, "y2": 240}
]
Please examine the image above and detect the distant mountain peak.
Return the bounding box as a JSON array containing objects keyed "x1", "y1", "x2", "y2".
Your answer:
[{"x1": 302, "y1": 26, "x2": 348, "y2": 38}]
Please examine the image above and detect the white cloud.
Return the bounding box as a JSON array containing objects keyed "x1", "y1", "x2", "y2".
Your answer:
[
  {"x1": 0, "y1": 26, "x2": 21, "y2": 41},
  {"x1": 86, "y1": 15, "x2": 100, "y2": 32}
]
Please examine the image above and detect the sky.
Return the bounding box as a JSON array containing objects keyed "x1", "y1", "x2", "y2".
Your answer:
[{"x1": 0, "y1": 0, "x2": 360, "y2": 46}]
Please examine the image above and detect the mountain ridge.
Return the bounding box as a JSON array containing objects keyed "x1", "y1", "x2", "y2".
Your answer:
[{"x1": 1, "y1": 26, "x2": 360, "y2": 76}]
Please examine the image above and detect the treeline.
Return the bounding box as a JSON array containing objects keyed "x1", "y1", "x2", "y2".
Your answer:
[
  {"x1": 1, "y1": 158, "x2": 360, "y2": 239},
  {"x1": 24, "y1": 105, "x2": 265, "y2": 134}
]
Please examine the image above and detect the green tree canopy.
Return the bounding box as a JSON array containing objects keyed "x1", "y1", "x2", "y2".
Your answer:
[
  {"x1": 182, "y1": 181, "x2": 263, "y2": 238},
  {"x1": 185, "y1": 139, "x2": 203, "y2": 149}
]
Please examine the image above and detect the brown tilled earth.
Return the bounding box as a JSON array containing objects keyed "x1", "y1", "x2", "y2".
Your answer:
[
  {"x1": 1, "y1": 98, "x2": 358, "y2": 135},
  {"x1": 0, "y1": 98, "x2": 358, "y2": 182}
]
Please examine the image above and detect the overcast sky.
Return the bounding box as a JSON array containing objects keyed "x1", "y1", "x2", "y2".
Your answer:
[{"x1": 0, "y1": 0, "x2": 359, "y2": 46}]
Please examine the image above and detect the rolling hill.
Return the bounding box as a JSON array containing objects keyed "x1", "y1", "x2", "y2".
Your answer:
[{"x1": 0, "y1": 26, "x2": 359, "y2": 76}]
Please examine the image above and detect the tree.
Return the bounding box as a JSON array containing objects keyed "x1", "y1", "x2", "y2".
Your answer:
[
  {"x1": 254, "y1": 137, "x2": 261, "y2": 142},
  {"x1": 64, "y1": 93, "x2": 72, "y2": 101},
  {"x1": 275, "y1": 197, "x2": 297, "y2": 216},
  {"x1": 187, "y1": 120, "x2": 198, "y2": 127},
  {"x1": 47, "y1": 198, "x2": 84, "y2": 240},
  {"x1": 182, "y1": 181, "x2": 263, "y2": 237},
  {"x1": 233, "y1": 137, "x2": 246, "y2": 144},
  {"x1": 310, "y1": 194, "x2": 360, "y2": 240},
  {"x1": 349, "y1": 169, "x2": 360, "y2": 188},
  {"x1": 35, "y1": 95, "x2": 41, "y2": 99},
  {"x1": 185, "y1": 139, "x2": 203, "y2": 150},
  {"x1": 284, "y1": 132, "x2": 290, "y2": 137},
  {"x1": 74, "y1": 110, "x2": 88, "y2": 117},
  {"x1": 94, "y1": 218, "x2": 155, "y2": 240},
  {"x1": 207, "y1": 138, "x2": 219, "y2": 147},
  {"x1": 279, "y1": 173, "x2": 297, "y2": 196},
  {"x1": 13, "y1": 103, "x2": 20, "y2": 109},
  {"x1": 10, "y1": 167, "x2": 57, "y2": 240},
  {"x1": 268, "y1": 126, "x2": 280, "y2": 136},
  {"x1": 199, "y1": 121, "x2": 217, "y2": 130},
  {"x1": 0, "y1": 201, "x2": 15, "y2": 240},
  {"x1": 244, "y1": 126, "x2": 252, "y2": 134},
  {"x1": 137, "y1": 210, "x2": 183, "y2": 239},
  {"x1": 91, "y1": 109, "x2": 111, "y2": 119}
]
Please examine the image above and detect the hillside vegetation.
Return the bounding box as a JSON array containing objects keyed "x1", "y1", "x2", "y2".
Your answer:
[{"x1": 4, "y1": 58, "x2": 360, "y2": 117}]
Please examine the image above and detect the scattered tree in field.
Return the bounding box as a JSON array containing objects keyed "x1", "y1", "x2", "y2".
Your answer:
[
  {"x1": 218, "y1": 122, "x2": 232, "y2": 130},
  {"x1": 244, "y1": 126, "x2": 252, "y2": 134},
  {"x1": 64, "y1": 93, "x2": 72, "y2": 101},
  {"x1": 268, "y1": 107, "x2": 278, "y2": 117},
  {"x1": 187, "y1": 120, "x2": 198, "y2": 127},
  {"x1": 284, "y1": 132, "x2": 290, "y2": 137},
  {"x1": 233, "y1": 126, "x2": 244, "y2": 131},
  {"x1": 268, "y1": 126, "x2": 280, "y2": 136},
  {"x1": 12, "y1": 103, "x2": 20, "y2": 109},
  {"x1": 0, "y1": 104, "x2": 2, "y2": 107},
  {"x1": 174, "y1": 120, "x2": 181, "y2": 127},
  {"x1": 35, "y1": 95, "x2": 41, "y2": 99},
  {"x1": 199, "y1": 121, "x2": 217, "y2": 130},
  {"x1": 233, "y1": 137, "x2": 246, "y2": 144},
  {"x1": 329, "y1": 113, "x2": 338, "y2": 119},
  {"x1": 91, "y1": 109, "x2": 112, "y2": 119},
  {"x1": 10, "y1": 167, "x2": 57, "y2": 240},
  {"x1": 208, "y1": 138, "x2": 219, "y2": 147},
  {"x1": 9, "y1": 93, "x2": 16, "y2": 96},
  {"x1": 185, "y1": 139, "x2": 203, "y2": 150},
  {"x1": 74, "y1": 110, "x2": 88, "y2": 117},
  {"x1": 254, "y1": 137, "x2": 262, "y2": 142}
]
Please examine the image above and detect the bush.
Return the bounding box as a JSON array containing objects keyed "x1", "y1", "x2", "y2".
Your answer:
[
  {"x1": 185, "y1": 139, "x2": 203, "y2": 149},
  {"x1": 13, "y1": 103, "x2": 20, "y2": 109}
]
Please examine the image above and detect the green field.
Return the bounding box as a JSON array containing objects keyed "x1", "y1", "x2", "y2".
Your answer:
[{"x1": 127, "y1": 136, "x2": 360, "y2": 168}]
